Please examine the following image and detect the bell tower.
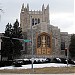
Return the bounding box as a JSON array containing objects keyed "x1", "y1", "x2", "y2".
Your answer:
[
  {"x1": 20, "y1": 4, "x2": 50, "y2": 33},
  {"x1": 20, "y1": 3, "x2": 30, "y2": 32}
]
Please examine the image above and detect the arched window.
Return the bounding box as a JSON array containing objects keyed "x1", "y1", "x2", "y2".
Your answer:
[
  {"x1": 37, "y1": 34, "x2": 50, "y2": 48},
  {"x1": 61, "y1": 42, "x2": 65, "y2": 50},
  {"x1": 38, "y1": 18, "x2": 40, "y2": 24},
  {"x1": 46, "y1": 36, "x2": 50, "y2": 48},
  {"x1": 32, "y1": 18, "x2": 34, "y2": 26},
  {"x1": 37, "y1": 36, "x2": 41, "y2": 48},
  {"x1": 35, "y1": 18, "x2": 37, "y2": 25}
]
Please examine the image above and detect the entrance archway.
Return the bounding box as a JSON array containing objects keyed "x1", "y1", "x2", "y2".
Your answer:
[{"x1": 36, "y1": 32, "x2": 52, "y2": 55}]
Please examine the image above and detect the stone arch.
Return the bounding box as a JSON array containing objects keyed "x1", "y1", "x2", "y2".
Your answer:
[{"x1": 36, "y1": 32, "x2": 52, "y2": 55}]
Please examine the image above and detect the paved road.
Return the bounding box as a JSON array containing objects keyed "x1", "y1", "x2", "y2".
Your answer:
[{"x1": 0, "y1": 73, "x2": 75, "y2": 75}]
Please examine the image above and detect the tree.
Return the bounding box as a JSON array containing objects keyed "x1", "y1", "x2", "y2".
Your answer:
[
  {"x1": 12, "y1": 19, "x2": 23, "y2": 57},
  {"x1": 1, "y1": 23, "x2": 13, "y2": 60},
  {"x1": 69, "y1": 34, "x2": 75, "y2": 58},
  {"x1": 2, "y1": 20, "x2": 23, "y2": 60}
]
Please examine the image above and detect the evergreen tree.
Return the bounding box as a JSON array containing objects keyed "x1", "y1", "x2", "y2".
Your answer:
[
  {"x1": 2, "y1": 19, "x2": 23, "y2": 60},
  {"x1": 2, "y1": 23, "x2": 13, "y2": 60},
  {"x1": 12, "y1": 19, "x2": 23, "y2": 57},
  {"x1": 69, "y1": 34, "x2": 75, "y2": 58}
]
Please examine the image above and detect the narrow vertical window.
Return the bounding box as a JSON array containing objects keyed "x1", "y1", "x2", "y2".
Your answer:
[
  {"x1": 37, "y1": 36, "x2": 41, "y2": 48},
  {"x1": 61, "y1": 42, "x2": 65, "y2": 50},
  {"x1": 47, "y1": 36, "x2": 50, "y2": 48},
  {"x1": 32, "y1": 18, "x2": 34, "y2": 26},
  {"x1": 38, "y1": 18, "x2": 40, "y2": 24},
  {"x1": 35, "y1": 18, "x2": 37, "y2": 25}
]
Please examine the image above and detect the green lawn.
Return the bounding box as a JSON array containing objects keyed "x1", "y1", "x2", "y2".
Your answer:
[{"x1": 0, "y1": 67, "x2": 75, "y2": 74}]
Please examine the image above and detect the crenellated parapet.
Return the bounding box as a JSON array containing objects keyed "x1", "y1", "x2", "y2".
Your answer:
[{"x1": 21, "y1": 3, "x2": 49, "y2": 14}]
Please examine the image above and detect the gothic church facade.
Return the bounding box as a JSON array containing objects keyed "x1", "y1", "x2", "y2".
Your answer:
[{"x1": 20, "y1": 4, "x2": 71, "y2": 58}]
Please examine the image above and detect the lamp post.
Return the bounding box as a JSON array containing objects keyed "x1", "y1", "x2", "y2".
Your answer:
[
  {"x1": 65, "y1": 48, "x2": 68, "y2": 67},
  {"x1": 67, "y1": 48, "x2": 69, "y2": 67},
  {"x1": 30, "y1": 16, "x2": 34, "y2": 73},
  {"x1": 0, "y1": 38, "x2": 2, "y2": 61}
]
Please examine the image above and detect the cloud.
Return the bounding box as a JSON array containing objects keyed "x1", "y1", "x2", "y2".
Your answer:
[
  {"x1": 50, "y1": 12, "x2": 74, "y2": 33},
  {"x1": 0, "y1": 0, "x2": 74, "y2": 33},
  {"x1": 50, "y1": 0, "x2": 74, "y2": 13}
]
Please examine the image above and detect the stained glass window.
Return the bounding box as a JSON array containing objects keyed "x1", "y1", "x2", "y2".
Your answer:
[
  {"x1": 47, "y1": 36, "x2": 50, "y2": 48},
  {"x1": 37, "y1": 36, "x2": 41, "y2": 48},
  {"x1": 37, "y1": 34, "x2": 50, "y2": 48}
]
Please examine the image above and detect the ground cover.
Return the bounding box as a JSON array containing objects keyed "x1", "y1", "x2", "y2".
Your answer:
[{"x1": 0, "y1": 66, "x2": 75, "y2": 74}]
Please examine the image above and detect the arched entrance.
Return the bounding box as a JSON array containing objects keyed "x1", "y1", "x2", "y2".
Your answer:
[{"x1": 36, "y1": 32, "x2": 52, "y2": 55}]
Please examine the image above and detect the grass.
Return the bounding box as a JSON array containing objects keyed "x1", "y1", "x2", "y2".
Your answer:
[{"x1": 0, "y1": 67, "x2": 75, "y2": 74}]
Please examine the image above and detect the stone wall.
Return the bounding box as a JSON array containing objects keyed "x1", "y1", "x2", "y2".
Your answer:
[
  {"x1": 60, "y1": 32, "x2": 71, "y2": 56},
  {"x1": 20, "y1": 4, "x2": 49, "y2": 33},
  {"x1": 20, "y1": 4, "x2": 71, "y2": 58}
]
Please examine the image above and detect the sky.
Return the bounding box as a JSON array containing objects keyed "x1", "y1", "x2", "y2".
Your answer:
[{"x1": 0, "y1": 0, "x2": 74, "y2": 34}]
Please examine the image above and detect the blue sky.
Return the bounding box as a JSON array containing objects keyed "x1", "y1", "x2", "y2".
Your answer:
[{"x1": 0, "y1": 0, "x2": 74, "y2": 34}]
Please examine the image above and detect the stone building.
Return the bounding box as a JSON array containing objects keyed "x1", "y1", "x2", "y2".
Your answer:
[{"x1": 20, "y1": 4, "x2": 71, "y2": 58}]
